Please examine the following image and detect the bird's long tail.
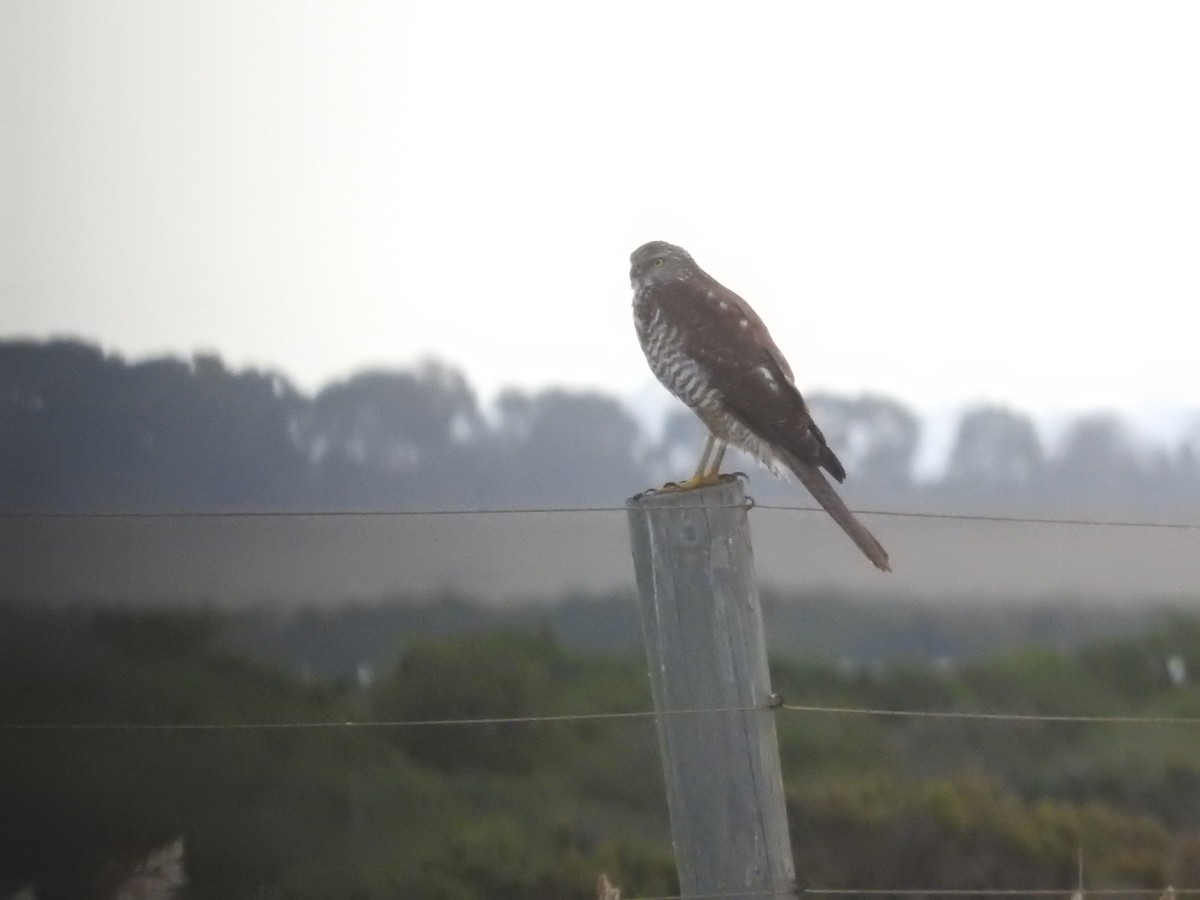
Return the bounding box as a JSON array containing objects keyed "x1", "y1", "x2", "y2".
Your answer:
[{"x1": 781, "y1": 452, "x2": 891, "y2": 572}]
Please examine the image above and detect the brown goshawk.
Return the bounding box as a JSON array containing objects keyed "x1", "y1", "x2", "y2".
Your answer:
[{"x1": 630, "y1": 240, "x2": 890, "y2": 572}]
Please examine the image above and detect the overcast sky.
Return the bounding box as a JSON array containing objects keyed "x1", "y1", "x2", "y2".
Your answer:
[{"x1": 3, "y1": 1, "x2": 1199, "y2": 425}]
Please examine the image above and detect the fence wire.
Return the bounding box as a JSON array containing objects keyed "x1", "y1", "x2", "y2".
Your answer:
[
  {"x1": 10, "y1": 699, "x2": 1200, "y2": 733},
  {"x1": 2, "y1": 503, "x2": 1198, "y2": 530}
]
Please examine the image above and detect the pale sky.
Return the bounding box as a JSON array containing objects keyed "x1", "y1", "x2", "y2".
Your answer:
[{"x1": 3, "y1": 1, "x2": 1199, "y2": 423}]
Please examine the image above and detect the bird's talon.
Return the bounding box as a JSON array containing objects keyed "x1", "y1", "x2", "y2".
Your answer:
[{"x1": 655, "y1": 473, "x2": 727, "y2": 493}]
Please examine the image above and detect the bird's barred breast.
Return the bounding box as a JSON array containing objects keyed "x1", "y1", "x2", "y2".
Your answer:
[
  {"x1": 636, "y1": 305, "x2": 714, "y2": 410},
  {"x1": 634, "y1": 291, "x2": 785, "y2": 473}
]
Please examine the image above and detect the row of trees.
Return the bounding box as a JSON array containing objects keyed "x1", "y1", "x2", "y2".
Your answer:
[{"x1": 2, "y1": 339, "x2": 1198, "y2": 510}]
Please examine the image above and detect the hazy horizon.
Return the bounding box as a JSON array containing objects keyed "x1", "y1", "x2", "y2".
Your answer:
[{"x1": 5, "y1": 338, "x2": 1199, "y2": 606}]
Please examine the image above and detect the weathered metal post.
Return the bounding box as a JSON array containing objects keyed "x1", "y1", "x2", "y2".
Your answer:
[{"x1": 626, "y1": 478, "x2": 795, "y2": 900}]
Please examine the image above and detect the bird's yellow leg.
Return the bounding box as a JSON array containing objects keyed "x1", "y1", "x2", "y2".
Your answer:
[
  {"x1": 692, "y1": 433, "x2": 716, "y2": 480},
  {"x1": 660, "y1": 435, "x2": 727, "y2": 492},
  {"x1": 703, "y1": 441, "x2": 728, "y2": 480}
]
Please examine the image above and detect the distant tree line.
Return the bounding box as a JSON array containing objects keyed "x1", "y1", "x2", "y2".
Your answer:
[{"x1": 2, "y1": 339, "x2": 1198, "y2": 512}]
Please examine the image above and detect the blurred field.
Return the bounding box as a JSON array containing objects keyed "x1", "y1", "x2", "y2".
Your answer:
[{"x1": 6, "y1": 501, "x2": 1199, "y2": 606}]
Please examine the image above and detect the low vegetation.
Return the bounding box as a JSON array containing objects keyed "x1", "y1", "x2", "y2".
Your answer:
[{"x1": 4, "y1": 599, "x2": 1200, "y2": 897}]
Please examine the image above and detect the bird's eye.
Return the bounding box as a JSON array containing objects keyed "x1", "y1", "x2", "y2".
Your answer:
[{"x1": 653, "y1": 258, "x2": 664, "y2": 266}]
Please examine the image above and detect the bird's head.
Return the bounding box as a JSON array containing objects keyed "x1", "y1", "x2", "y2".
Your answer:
[{"x1": 630, "y1": 241, "x2": 695, "y2": 290}]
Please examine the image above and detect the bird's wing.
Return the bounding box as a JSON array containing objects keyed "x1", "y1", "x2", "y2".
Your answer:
[
  {"x1": 651, "y1": 277, "x2": 845, "y2": 480},
  {"x1": 648, "y1": 274, "x2": 888, "y2": 570}
]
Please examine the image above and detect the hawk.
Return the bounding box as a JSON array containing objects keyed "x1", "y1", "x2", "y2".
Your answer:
[{"x1": 630, "y1": 240, "x2": 890, "y2": 572}]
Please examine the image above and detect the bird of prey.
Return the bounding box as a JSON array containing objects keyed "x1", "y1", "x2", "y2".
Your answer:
[{"x1": 630, "y1": 240, "x2": 890, "y2": 572}]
